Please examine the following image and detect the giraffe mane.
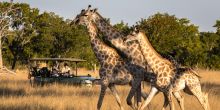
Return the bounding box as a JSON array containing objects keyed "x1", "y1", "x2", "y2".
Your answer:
[
  {"x1": 138, "y1": 31, "x2": 167, "y2": 61},
  {"x1": 95, "y1": 12, "x2": 126, "y2": 38}
]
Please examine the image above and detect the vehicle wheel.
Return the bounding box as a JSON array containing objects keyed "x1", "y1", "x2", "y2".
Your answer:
[{"x1": 81, "y1": 80, "x2": 92, "y2": 87}]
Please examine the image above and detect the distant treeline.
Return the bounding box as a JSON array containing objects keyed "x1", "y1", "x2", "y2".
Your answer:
[{"x1": 1, "y1": 3, "x2": 220, "y2": 69}]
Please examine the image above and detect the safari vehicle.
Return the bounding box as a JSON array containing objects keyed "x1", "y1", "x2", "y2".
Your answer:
[{"x1": 28, "y1": 58, "x2": 99, "y2": 86}]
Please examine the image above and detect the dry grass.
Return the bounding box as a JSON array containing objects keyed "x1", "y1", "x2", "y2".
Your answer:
[{"x1": 0, "y1": 69, "x2": 220, "y2": 110}]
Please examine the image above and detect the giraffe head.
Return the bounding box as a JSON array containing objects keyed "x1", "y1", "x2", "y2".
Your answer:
[
  {"x1": 72, "y1": 5, "x2": 100, "y2": 26},
  {"x1": 124, "y1": 29, "x2": 145, "y2": 43}
]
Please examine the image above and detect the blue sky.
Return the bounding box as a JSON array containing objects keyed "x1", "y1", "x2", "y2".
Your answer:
[{"x1": 2, "y1": 0, "x2": 220, "y2": 32}]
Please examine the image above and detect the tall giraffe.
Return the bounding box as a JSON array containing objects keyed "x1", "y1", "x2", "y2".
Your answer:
[
  {"x1": 72, "y1": 8, "x2": 153, "y2": 110},
  {"x1": 73, "y1": 6, "x2": 152, "y2": 107},
  {"x1": 125, "y1": 31, "x2": 210, "y2": 110}
]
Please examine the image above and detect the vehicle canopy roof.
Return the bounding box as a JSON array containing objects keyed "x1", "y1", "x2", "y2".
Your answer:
[{"x1": 29, "y1": 58, "x2": 86, "y2": 63}]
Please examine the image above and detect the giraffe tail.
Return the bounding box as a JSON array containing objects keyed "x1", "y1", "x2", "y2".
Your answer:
[{"x1": 189, "y1": 68, "x2": 201, "y2": 78}]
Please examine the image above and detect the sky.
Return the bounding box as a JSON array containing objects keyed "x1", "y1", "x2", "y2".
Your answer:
[{"x1": 1, "y1": 0, "x2": 220, "y2": 32}]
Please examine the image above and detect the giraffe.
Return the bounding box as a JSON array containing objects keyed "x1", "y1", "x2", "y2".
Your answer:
[
  {"x1": 72, "y1": 8, "x2": 153, "y2": 110},
  {"x1": 125, "y1": 30, "x2": 210, "y2": 110},
  {"x1": 72, "y1": 6, "x2": 187, "y2": 110},
  {"x1": 73, "y1": 6, "x2": 152, "y2": 107}
]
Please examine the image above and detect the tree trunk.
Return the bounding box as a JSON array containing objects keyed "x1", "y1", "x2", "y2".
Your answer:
[
  {"x1": 0, "y1": 36, "x2": 3, "y2": 69},
  {"x1": 11, "y1": 55, "x2": 18, "y2": 70}
]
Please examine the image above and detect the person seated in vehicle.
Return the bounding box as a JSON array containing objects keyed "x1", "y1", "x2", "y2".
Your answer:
[
  {"x1": 61, "y1": 63, "x2": 71, "y2": 77},
  {"x1": 37, "y1": 63, "x2": 50, "y2": 77},
  {"x1": 30, "y1": 66, "x2": 38, "y2": 77},
  {"x1": 51, "y1": 62, "x2": 60, "y2": 77},
  {"x1": 31, "y1": 63, "x2": 41, "y2": 76}
]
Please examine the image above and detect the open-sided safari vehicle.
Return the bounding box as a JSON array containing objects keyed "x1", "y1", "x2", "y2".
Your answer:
[{"x1": 28, "y1": 58, "x2": 99, "y2": 87}]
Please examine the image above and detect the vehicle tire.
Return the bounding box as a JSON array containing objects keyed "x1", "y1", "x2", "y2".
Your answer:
[{"x1": 81, "y1": 80, "x2": 92, "y2": 87}]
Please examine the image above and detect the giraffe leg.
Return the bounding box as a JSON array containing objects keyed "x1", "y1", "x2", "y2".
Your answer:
[
  {"x1": 97, "y1": 84, "x2": 108, "y2": 110},
  {"x1": 136, "y1": 83, "x2": 142, "y2": 108},
  {"x1": 108, "y1": 84, "x2": 124, "y2": 110},
  {"x1": 130, "y1": 82, "x2": 149, "y2": 109},
  {"x1": 161, "y1": 92, "x2": 183, "y2": 110},
  {"x1": 187, "y1": 85, "x2": 210, "y2": 110},
  {"x1": 129, "y1": 80, "x2": 137, "y2": 109},
  {"x1": 127, "y1": 79, "x2": 142, "y2": 110},
  {"x1": 167, "y1": 92, "x2": 175, "y2": 110},
  {"x1": 129, "y1": 81, "x2": 147, "y2": 102},
  {"x1": 173, "y1": 91, "x2": 184, "y2": 110},
  {"x1": 139, "y1": 87, "x2": 158, "y2": 110},
  {"x1": 161, "y1": 93, "x2": 169, "y2": 110},
  {"x1": 141, "y1": 92, "x2": 151, "y2": 110},
  {"x1": 134, "y1": 92, "x2": 138, "y2": 109},
  {"x1": 141, "y1": 92, "x2": 148, "y2": 100}
]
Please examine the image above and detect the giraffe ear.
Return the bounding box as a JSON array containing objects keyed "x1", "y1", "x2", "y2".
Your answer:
[
  {"x1": 81, "y1": 9, "x2": 85, "y2": 13},
  {"x1": 93, "y1": 8, "x2": 98, "y2": 12}
]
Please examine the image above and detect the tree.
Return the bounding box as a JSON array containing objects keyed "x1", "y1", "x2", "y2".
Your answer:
[
  {"x1": 6, "y1": 3, "x2": 39, "y2": 69},
  {"x1": 200, "y1": 32, "x2": 220, "y2": 68},
  {"x1": 32, "y1": 12, "x2": 77, "y2": 57},
  {"x1": 200, "y1": 32, "x2": 220, "y2": 52},
  {"x1": 0, "y1": 0, "x2": 21, "y2": 72},
  {"x1": 67, "y1": 25, "x2": 98, "y2": 68},
  {"x1": 114, "y1": 21, "x2": 132, "y2": 35},
  {"x1": 136, "y1": 13, "x2": 202, "y2": 67},
  {"x1": 31, "y1": 12, "x2": 97, "y2": 68},
  {"x1": 30, "y1": 12, "x2": 58, "y2": 57}
]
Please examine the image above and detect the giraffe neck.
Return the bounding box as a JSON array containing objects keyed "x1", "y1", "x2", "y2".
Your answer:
[
  {"x1": 86, "y1": 22, "x2": 119, "y2": 64},
  {"x1": 136, "y1": 32, "x2": 170, "y2": 72},
  {"x1": 87, "y1": 22, "x2": 98, "y2": 41},
  {"x1": 96, "y1": 19, "x2": 126, "y2": 49},
  {"x1": 93, "y1": 16, "x2": 146, "y2": 67}
]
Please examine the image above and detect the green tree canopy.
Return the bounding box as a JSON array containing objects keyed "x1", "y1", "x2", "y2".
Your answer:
[
  {"x1": 136, "y1": 13, "x2": 202, "y2": 66},
  {"x1": 5, "y1": 3, "x2": 39, "y2": 69},
  {"x1": 200, "y1": 32, "x2": 220, "y2": 68},
  {"x1": 1, "y1": 2, "x2": 220, "y2": 70},
  {"x1": 113, "y1": 21, "x2": 132, "y2": 35}
]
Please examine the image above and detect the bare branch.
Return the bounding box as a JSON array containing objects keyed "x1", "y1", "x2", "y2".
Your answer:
[
  {"x1": 0, "y1": 66, "x2": 16, "y2": 75},
  {"x1": 0, "y1": 23, "x2": 10, "y2": 32},
  {"x1": 21, "y1": 37, "x2": 31, "y2": 46},
  {"x1": 0, "y1": 5, "x2": 19, "y2": 18}
]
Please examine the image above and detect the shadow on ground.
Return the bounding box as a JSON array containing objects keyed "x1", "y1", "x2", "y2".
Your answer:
[
  {"x1": 0, "y1": 105, "x2": 53, "y2": 110},
  {"x1": 0, "y1": 87, "x2": 26, "y2": 97},
  {"x1": 202, "y1": 83, "x2": 220, "y2": 95}
]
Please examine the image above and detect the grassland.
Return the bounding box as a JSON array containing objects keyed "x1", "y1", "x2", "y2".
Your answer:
[{"x1": 0, "y1": 69, "x2": 220, "y2": 110}]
